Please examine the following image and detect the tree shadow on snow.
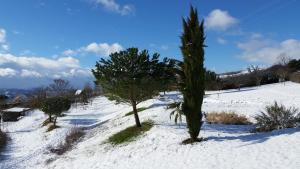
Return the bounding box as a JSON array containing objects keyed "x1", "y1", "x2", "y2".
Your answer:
[
  {"x1": 62, "y1": 118, "x2": 98, "y2": 126},
  {"x1": 206, "y1": 124, "x2": 300, "y2": 146},
  {"x1": 206, "y1": 88, "x2": 257, "y2": 97}
]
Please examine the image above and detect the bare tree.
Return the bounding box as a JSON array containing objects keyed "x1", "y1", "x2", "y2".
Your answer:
[
  {"x1": 28, "y1": 86, "x2": 47, "y2": 108},
  {"x1": 276, "y1": 54, "x2": 291, "y2": 85},
  {"x1": 248, "y1": 65, "x2": 262, "y2": 86},
  {"x1": 276, "y1": 67, "x2": 289, "y2": 85},
  {"x1": 48, "y1": 79, "x2": 74, "y2": 97},
  {"x1": 277, "y1": 53, "x2": 291, "y2": 66}
]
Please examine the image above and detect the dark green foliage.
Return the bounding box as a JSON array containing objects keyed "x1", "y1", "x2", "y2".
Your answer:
[
  {"x1": 205, "y1": 70, "x2": 221, "y2": 90},
  {"x1": 92, "y1": 48, "x2": 162, "y2": 127},
  {"x1": 124, "y1": 107, "x2": 148, "y2": 116},
  {"x1": 180, "y1": 6, "x2": 205, "y2": 141},
  {"x1": 108, "y1": 120, "x2": 154, "y2": 145},
  {"x1": 104, "y1": 93, "x2": 122, "y2": 104},
  {"x1": 41, "y1": 97, "x2": 71, "y2": 126},
  {"x1": 157, "y1": 58, "x2": 178, "y2": 94},
  {"x1": 167, "y1": 102, "x2": 183, "y2": 124},
  {"x1": 288, "y1": 59, "x2": 300, "y2": 72},
  {"x1": 254, "y1": 102, "x2": 300, "y2": 132}
]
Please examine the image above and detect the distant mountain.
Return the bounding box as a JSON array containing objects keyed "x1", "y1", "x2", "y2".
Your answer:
[{"x1": 0, "y1": 88, "x2": 31, "y2": 99}]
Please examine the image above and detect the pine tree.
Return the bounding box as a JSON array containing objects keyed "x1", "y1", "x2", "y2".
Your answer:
[
  {"x1": 180, "y1": 6, "x2": 206, "y2": 142},
  {"x1": 41, "y1": 97, "x2": 71, "y2": 126},
  {"x1": 92, "y1": 48, "x2": 161, "y2": 127}
]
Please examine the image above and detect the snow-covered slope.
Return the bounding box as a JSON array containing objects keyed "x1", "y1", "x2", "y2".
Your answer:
[{"x1": 1, "y1": 82, "x2": 300, "y2": 169}]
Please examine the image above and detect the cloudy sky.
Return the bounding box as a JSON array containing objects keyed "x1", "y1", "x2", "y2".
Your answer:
[{"x1": 0, "y1": 0, "x2": 300, "y2": 89}]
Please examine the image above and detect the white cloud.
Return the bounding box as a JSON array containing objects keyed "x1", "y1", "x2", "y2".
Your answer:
[
  {"x1": 0, "y1": 68, "x2": 18, "y2": 77},
  {"x1": 63, "y1": 42, "x2": 123, "y2": 57},
  {"x1": 0, "y1": 27, "x2": 93, "y2": 88},
  {"x1": 0, "y1": 53, "x2": 79, "y2": 70},
  {"x1": 20, "y1": 69, "x2": 42, "y2": 78},
  {"x1": 0, "y1": 53, "x2": 91, "y2": 79},
  {"x1": 217, "y1": 37, "x2": 227, "y2": 44},
  {"x1": 0, "y1": 28, "x2": 6, "y2": 43},
  {"x1": 0, "y1": 28, "x2": 9, "y2": 51},
  {"x1": 238, "y1": 36, "x2": 300, "y2": 64},
  {"x1": 205, "y1": 9, "x2": 238, "y2": 31},
  {"x1": 1, "y1": 44, "x2": 9, "y2": 51},
  {"x1": 94, "y1": 0, "x2": 134, "y2": 15}
]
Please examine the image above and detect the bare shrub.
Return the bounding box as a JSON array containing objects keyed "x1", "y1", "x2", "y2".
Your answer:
[
  {"x1": 206, "y1": 111, "x2": 251, "y2": 125},
  {"x1": 254, "y1": 102, "x2": 300, "y2": 132},
  {"x1": 49, "y1": 128, "x2": 84, "y2": 155}
]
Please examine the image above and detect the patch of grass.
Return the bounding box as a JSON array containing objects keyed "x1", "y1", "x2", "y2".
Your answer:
[
  {"x1": 49, "y1": 128, "x2": 85, "y2": 155},
  {"x1": 108, "y1": 120, "x2": 154, "y2": 145},
  {"x1": 206, "y1": 111, "x2": 251, "y2": 125},
  {"x1": 46, "y1": 124, "x2": 60, "y2": 132},
  {"x1": 124, "y1": 107, "x2": 148, "y2": 116},
  {"x1": 42, "y1": 118, "x2": 51, "y2": 127},
  {"x1": 0, "y1": 130, "x2": 8, "y2": 151}
]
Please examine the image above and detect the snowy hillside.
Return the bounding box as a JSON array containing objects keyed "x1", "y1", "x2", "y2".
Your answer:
[{"x1": 1, "y1": 82, "x2": 300, "y2": 169}]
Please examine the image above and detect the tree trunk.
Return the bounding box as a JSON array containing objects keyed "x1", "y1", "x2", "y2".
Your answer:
[
  {"x1": 49, "y1": 114, "x2": 52, "y2": 122},
  {"x1": 132, "y1": 101, "x2": 142, "y2": 127},
  {"x1": 53, "y1": 116, "x2": 57, "y2": 127}
]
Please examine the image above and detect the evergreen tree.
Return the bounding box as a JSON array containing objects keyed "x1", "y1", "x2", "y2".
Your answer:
[
  {"x1": 41, "y1": 97, "x2": 71, "y2": 126},
  {"x1": 158, "y1": 58, "x2": 177, "y2": 95},
  {"x1": 180, "y1": 6, "x2": 206, "y2": 142},
  {"x1": 92, "y1": 48, "x2": 161, "y2": 127}
]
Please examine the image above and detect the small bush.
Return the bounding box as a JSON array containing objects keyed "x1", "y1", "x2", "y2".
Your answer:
[
  {"x1": 167, "y1": 102, "x2": 184, "y2": 125},
  {"x1": 254, "y1": 102, "x2": 300, "y2": 132},
  {"x1": 108, "y1": 120, "x2": 154, "y2": 145},
  {"x1": 49, "y1": 128, "x2": 84, "y2": 155},
  {"x1": 0, "y1": 130, "x2": 8, "y2": 151},
  {"x1": 124, "y1": 107, "x2": 148, "y2": 116},
  {"x1": 206, "y1": 111, "x2": 251, "y2": 125}
]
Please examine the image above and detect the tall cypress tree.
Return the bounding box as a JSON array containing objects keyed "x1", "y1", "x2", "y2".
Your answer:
[{"x1": 180, "y1": 6, "x2": 206, "y2": 142}]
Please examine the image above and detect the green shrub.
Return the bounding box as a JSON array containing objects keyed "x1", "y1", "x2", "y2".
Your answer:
[
  {"x1": 254, "y1": 102, "x2": 300, "y2": 132},
  {"x1": 167, "y1": 102, "x2": 184, "y2": 125},
  {"x1": 206, "y1": 111, "x2": 251, "y2": 125},
  {"x1": 124, "y1": 107, "x2": 148, "y2": 116},
  {"x1": 49, "y1": 128, "x2": 85, "y2": 155},
  {"x1": 41, "y1": 97, "x2": 71, "y2": 126},
  {"x1": 108, "y1": 120, "x2": 154, "y2": 145}
]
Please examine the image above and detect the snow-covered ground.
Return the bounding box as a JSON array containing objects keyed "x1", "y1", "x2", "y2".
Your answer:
[{"x1": 1, "y1": 82, "x2": 300, "y2": 169}]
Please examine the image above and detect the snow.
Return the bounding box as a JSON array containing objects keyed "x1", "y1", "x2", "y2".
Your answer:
[
  {"x1": 1, "y1": 82, "x2": 300, "y2": 169},
  {"x1": 1, "y1": 107, "x2": 30, "y2": 112},
  {"x1": 75, "y1": 90, "x2": 82, "y2": 95}
]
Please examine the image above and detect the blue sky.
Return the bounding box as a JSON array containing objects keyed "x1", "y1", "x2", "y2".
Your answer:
[{"x1": 0, "y1": 0, "x2": 300, "y2": 89}]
